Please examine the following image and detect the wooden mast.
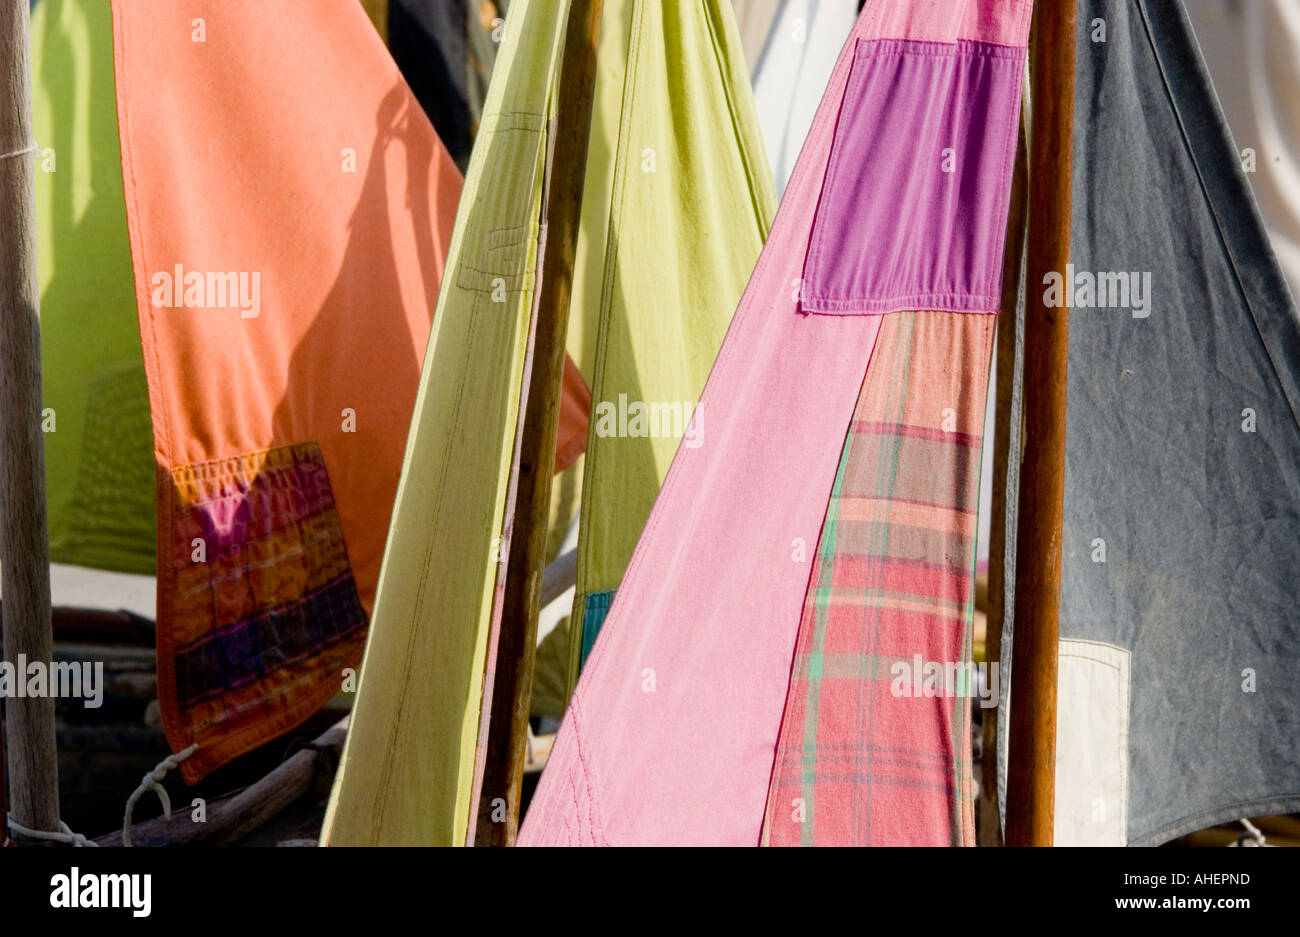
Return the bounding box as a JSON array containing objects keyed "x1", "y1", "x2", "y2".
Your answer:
[
  {"x1": 0, "y1": 0, "x2": 61, "y2": 841},
  {"x1": 476, "y1": 0, "x2": 605, "y2": 846},
  {"x1": 1005, "y1": 0, "x2": 1076, "y2": 847}
]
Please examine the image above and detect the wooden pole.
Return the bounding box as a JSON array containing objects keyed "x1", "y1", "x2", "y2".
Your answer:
[
  {"x1": 1005, "y1": 0, "x2": 1075, "y2": 847},
  {"x1": 476, "y1": 0, "x2": 604, "y2": 847},
  {"x1": 0, "y1": 0, "x2": 61, "y2": 840},
  {"x1": 97, "y1": 719, "x2": 349, "y2": 847},
  {"x1": 978, "y1": 112, "x2": 1027, "y2": 848}
]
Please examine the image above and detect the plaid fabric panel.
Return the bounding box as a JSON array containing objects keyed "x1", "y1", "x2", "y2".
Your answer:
[
  {"x1": 162, "y1": 442, "x2": 367, "y2": 777},
  {"x1": 762, "y1": 310, "x2": 994, "y2": 846}
]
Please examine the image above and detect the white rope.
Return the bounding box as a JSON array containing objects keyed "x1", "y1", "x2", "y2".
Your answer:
[
  {"x1": 1233, "y1": 817, "x2": 1269, "y2": 847},
  {"x1": 0, "y1": 142, "x2": 38, "y2": 161},
  {"x1": 7, "y1": 814, "x2": 98, "y2": 847},
  {"x1": 122, "y1": 743, "x2": 198, "y2": 847}
]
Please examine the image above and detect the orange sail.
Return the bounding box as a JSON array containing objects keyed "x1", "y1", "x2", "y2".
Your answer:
[{"x1": 110, "y1": 0, "x2": 582, "y2": 780}]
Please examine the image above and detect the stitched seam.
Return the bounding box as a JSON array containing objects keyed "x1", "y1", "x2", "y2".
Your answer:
[
  {"x1": 569, "y1": 696, "x2": 609, "y2": 845},
  {"x1": 1134, "y1": 795, "x2": 1300, "y2": 847},
  {"x1": 853, "y1": 38, "x2": 1029, "y2": 60},
  {"x1": 803, "y1": 36, "x2": 865, "y2": 315},
  {"x1": 807, "y1": 290, "x2": 1001, "y2": 304},
  {"x1": 987, "y1": 42, "x2": 1025, "y2": 316}
]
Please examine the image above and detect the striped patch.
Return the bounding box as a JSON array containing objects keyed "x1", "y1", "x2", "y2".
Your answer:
[
  {"x1": 761, "y1": 310, "x2": 994, "y2": 846},
  {"x1": 162, "y1": 442, "x2": 366, "y2": 771}
]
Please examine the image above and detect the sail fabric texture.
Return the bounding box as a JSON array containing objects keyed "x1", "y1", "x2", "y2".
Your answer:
[
  {"x1": 521, "y1": 0, "x2": 1029, "y2": 846},
  {"x1": 799, "y1": 35, "x2": 1023, "y2": 314},
  {"x1": 562, "y1": 0, "x2": 777, "y2": 692},
  {"x1": 740, "y1": 0, "x2": 858, "y2": 196},
  {"x1": 33, "y1": 0, "x2": 156, "y2": 575},
  {"x1": 997, "y1": 0, "x2": 1300, "y2": 845},
  {"x1": 111, "y1": 0, "x2": 463, "y2": 781},
  {"x1": 322, "y1": 0, "x2": 566, "y2": 846},
  {"x1": 761, "y1": 311, "x2": 994, "y2": 846},
  {"x1": 386, "y1": 0, "x2": 590, "y2": 564},
  {"x1": 324, "y1": 0, "x2": 773, "y2": 846}
]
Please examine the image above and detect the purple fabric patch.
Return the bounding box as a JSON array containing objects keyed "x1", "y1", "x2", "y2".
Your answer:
[
  {"x1": 801, "y1": 38, "x2": 1024, "y2": 315},
  {"x1": 190, "y1": 459, "x2": 336, "y2": 561}
]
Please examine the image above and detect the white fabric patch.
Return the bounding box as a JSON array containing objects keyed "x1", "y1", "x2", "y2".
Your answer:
[{"x1": 1054, "y1": 639, "x2": 1131, "y2": 846}]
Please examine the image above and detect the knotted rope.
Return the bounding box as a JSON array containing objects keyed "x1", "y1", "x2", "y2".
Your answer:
[
  {"x1": 6, "y1": 814, "x2": 97, "y2": 847},
  {"x1": 122, "y1": 743, "x2": 198, "y2": 847}
]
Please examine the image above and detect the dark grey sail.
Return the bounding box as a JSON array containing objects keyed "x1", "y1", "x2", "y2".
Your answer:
[{"x1": 998, "y1": 0, "x2": 1300, "y2": 845}]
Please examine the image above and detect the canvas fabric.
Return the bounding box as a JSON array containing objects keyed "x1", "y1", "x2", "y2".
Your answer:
[
  {"x1": 562, "y1": 0, "x2": 777, "y2": 693},
  {"x1": 111, "y1": 0, "x2": 463, "y2": 781},
  {"x1": 35, "y1": 0, "x2": 586, "y2": 787},
  {"x1": 996, "y1": 0, "x2": 1300, "y2": 845},
  {"x1": 321, "y1": 0, "x2": 565, "y2": 846},
  {"x1": 521, "y1": 0, "x2": 1029, "y2": 846},
  {"x1": 1053, "y1": 639, "x2": 1130, "y2": 846},
  {"x1": 387, "y1": 0, "x2": 589, "y2": 568},
  {"x1": 762, "y1": 310, "x2": 994, "y2": 846},
  {"x1": 799, "y1": 36, "x2": 1024, "y2": 315},
  {"x1": 33, "y1": 0, "x2": 156, "y2": 575},
  {"x1": 326, "y1": 0, "x2": 772, "y2": 843}
]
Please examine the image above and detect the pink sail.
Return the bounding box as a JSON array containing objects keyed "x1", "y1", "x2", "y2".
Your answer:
[{"x1": 521, "y1": 0, "x2": 1030, "y2": 846}]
